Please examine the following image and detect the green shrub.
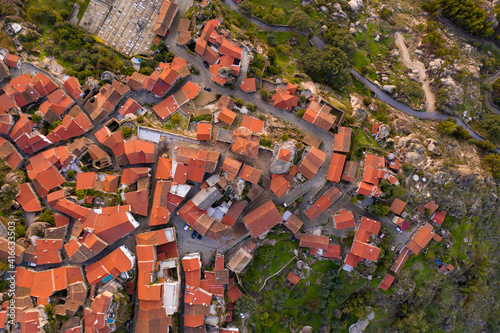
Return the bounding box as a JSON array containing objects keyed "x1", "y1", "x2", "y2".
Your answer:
[
  {"x1": 296, "y1": 109, "x2": 305, "y2": 118},
  {"x1": 260, "y1": 137, "x2": 272, "y2": 147},
  {"x1": 66, "y1": 170, "x2": 76, "y2": 179},
  {"x1": 39, "y1": 209, "x2": 55, "y2": 224},
  {"x1": 121, "y1": 127, "x2": 133, "y2": 139}
]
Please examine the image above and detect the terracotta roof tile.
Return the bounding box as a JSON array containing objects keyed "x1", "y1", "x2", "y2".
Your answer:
[
  {"x1": 333, "y1": 210, "x2": 355, "y2": 230},
  {"x1": 239, "y1": 78, "x2": 256, "y2": 93},
  {"x1": 379, "y1": 273, "x2": 395, "y2": 291},
  {"x1": 238, "y1": 164, "x2": 262, "y2": 184},
  {"x1": 16, "y1": 183, "x2": 42, "y2": 212},
  {"x1": 243, "y1": 200, "x2": 282, "y2": 237},
  {"x1": 327, "y1": 153, "x2": 346, "y2": 183}
]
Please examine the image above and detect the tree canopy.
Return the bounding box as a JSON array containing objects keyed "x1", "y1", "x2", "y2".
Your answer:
[
  {"x1": 301, "y1": 46, "x2": 350, "y2": 90},
  {"x1": 288, "y1": 10, "x2": 311, "y2": 31},
  {"x1": 234, "y1": 294, "x2": 257, "y2": 314},
  {"x1": 238, "y1": 0, "x2": 254, "y2": 16}
]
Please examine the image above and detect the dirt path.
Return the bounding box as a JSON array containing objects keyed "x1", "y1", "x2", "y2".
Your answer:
[{"x1": 395, "y1": 32, "x2": 436, "y2": 111}]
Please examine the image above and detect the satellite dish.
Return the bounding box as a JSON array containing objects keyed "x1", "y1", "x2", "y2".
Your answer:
[
  {"x1": 422, "y1": 177, "x2": 426, "y2": 182},
  {"x1": 413, "y1": 175, "x2": 419, "y2": 181}
]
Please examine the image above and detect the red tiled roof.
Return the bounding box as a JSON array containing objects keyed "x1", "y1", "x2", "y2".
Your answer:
[
  {"x1": 63, "y1": 77, "x2": 82, "y2": 99},
  {"x1": 197, "y1": 123, "x2": 211, "y2": 141},
  {"x1": 76, "y1": 172, "x2": 96, "y2": 190},
  {"x1": 124, "y1": 140, "x2": 155, "y2": 164},
  {"x1": 379, "y1": 274, "x2": 395, "y2": 291},
  {"x1": 238, "y1": 164, "x2": 262, "y2": 184},
  {"x1": 239, "y1": 78, "x2": 256, "y2": 93},
  {"x1": 241, "y1": 115, "x2": 264, "y2": 133},
  {"x1": 153, "y1": 95, "x2": 179, "y2": 120},
  {"x1": 85, "y1": 246, "x2": 134, "y2": 285},
  {"x1": 156, "y1": 157, "x2": 172, "y2": 180},
  {"x1": 324, "y1": 244, "x2": 341, "y2": 258},
  {"x1": 327, "y1": 153, "x2": 346, "y2": 183},
  {"x1": 333, "y1": 127, "x2": 352, "y2": 153},
  {"x1": 389, "y1": 198, "x2": 406, "y2": 215},
  {"x1": 299, "y1": 234, "x2": 329, "y2": 250},
  {"x1": 182, "y1": 81, "x2": 201, "y2": 100},
  {"x1": 221, "y1": 200, "x2": 247, "y2": 226},
  {"x1": 153, "y1": 1, "x2": 178, "y2": 37},
  {"x1": 272, "y1": 89, "x2": 299, "y2": 111},
  {"x1": 277, "y1": 148, "x2": 291, "y2": 162},
  {"x1": 305, "y1": 186, "x2": 341, "y2": 220},
  {"x1": 219, "y1": 40, "x2": 242, "y2": 59},
  {"x1": 333, "y1": 210, "x2": 355, "y2": 230},
  {"x1": 407, "y1": 223, "x2": 434, "y2": 255},
  {"x1": 286, "y1": 271, "x2": 300, "y2": 285},
  {"x1": 297, "y1": 147, "x2": 326, "y2": 180},
  {"x1": 217, "y1": 107, "x2": 236, "y2": 125},
  {"x1": 16, "y1": 183, "x2": 42, "y2": 212},
  {"x1": 124, "y1": 190, "x2": 149, "y2": 216},
  {"x1": 226, "y1": 285, "x2": 242, "y2": 303},
  {"x1": 431, "y1": 211, "x2": 446, "y2": 225},
  {"x1": 270, "y1": 174, "x2": 291, "y2": 198},
  {"x1": 119, "y1": 98, "x2": 141, "y2": 117},
  {"x1": 424, "y1": 201, "x2": 439, "y2": 214},
  {"x1": 243, "y1": 200, "x2": 282, "y2": 237},
  {"x1": 5, "y1": 54, "x2": 20, "y2": 68},
  {"x1": 284, "y1": 214, "x2": 303, "y2": 234},
  {"x1": 121, "y1": 167, "x2": 150, "y2": 186},
  {"x1": 222, "y1": 156, "x2": 242, "y2": 177},
  {"x1": 351, "y1": 240, "x2": 380, "y2": 261}
]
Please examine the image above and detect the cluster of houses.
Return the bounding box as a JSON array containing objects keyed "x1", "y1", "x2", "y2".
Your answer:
[{"x1": 0, "y1": 11, "x2": 460, "y2": 329}]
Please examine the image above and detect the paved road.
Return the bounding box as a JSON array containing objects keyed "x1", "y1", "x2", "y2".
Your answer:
[
  {"x1": 350, "y1": 69, "x2": 500, "y2": 154},
  {"x1": 485, "y1": 69, "x2": 500, "y2": 115},
  {"x1": 165, "y1": 4, "x2": 335, "y2": 207},
  {"x1": 222, "y1": 0, "x2": 326, "y2": 51}
]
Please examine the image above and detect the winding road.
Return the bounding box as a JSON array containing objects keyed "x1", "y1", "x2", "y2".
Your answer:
[
  {"x1": 395, "y1": 32, "x2": 436, "y2": 111},
  {"x1": 165, "y1": 1, "x2": 335, "y2": 208}
]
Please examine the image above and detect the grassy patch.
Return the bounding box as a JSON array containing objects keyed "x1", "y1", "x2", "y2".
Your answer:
[{"x1": 77, "y1": 0, "x2": 91, "y2": 22}]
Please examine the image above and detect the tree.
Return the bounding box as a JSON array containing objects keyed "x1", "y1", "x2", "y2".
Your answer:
[
  {"x1": 67, "y1": 170, "x2": 76, "y2": 179},
  {"x1": 31, "y1": 114, "x2": 42, "y2": 123},
  {"x1": 121, "y1": 127, "x2": 133, "y2": 139},
  {"x1": 306, "y1": 298, "x2": 321, "y2": 313},
  {"x1": 369, "y1": 202, "x2": 390, "y2": 217},
  {"x1": 39, "y1": 209, "x2": 54, "y2": 224},
  {"x1": 271, "y1": 291, "x2": 289, "y2": 311},
  {"x1": 301, "y1": 46, "x2": 350, "y2": 90},
  {"x1": 266, "y1": 34, "x2": 278, "y2": 47},
  {"x1": 288, "y1": 10, "x2": 311, "y2": 31},
  {"x1": 482, "y1": 154, "x2": 500, "y2": 179},
  {"x1": 296, "y1": 109, "x2": 305, "y2": 118},
  {"x1": 483, "y1": 115, "x2": 500, "y2": 143},
  {"x1": 260, "y1": 89, "x2": 269, "y2": 99},
  {"x1": 437, "y1": 120, "x2": 458, "y2": 136},
  {"x1": 235, "y1": 98, "x2": 244, "y2": 106},
  {"x1": 234, "y1": 294, "x2": 257, "y2": 314},
  {"x1": 170, "y1": 114, "x2": 181, "y2": 125},
  {"x1": 281, "y1": 134, "x2": 289, "y2": 141},
  {"x1": 238, "y1": 0, "x2": 254, "y2": 16},
  {"x1": 323, "y1": 26, "x2": 357, "y2": 58},
  {"x1": 245, "y1": 102, "x2": 256, "y2": 112},
  {"x1": 258, "y1": 245, "x2": 275, "y2": 262}
]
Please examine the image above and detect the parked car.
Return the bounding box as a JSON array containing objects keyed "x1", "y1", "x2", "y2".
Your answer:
[
  {"x1": 203, "y1": 61, "x2": 209, "y2": 68},
  {"x1": 395, "y1": 227, "x2": 402, "y2": 233},
  {"x1": 184, "y1": 224, "x2": 189, "y2": 231},
  {"x1": 204, "y1": 87, "x2": 211, "y2": 91},
  {"x1": 197, "y1": 234, "x2": 203, "y2": 240},
  {"x1": 191, "y1": 230, "x2": 199, "y2": 239},
  {"x1": 379, "y1": 233, "x2": 386, "y2": 239}
]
